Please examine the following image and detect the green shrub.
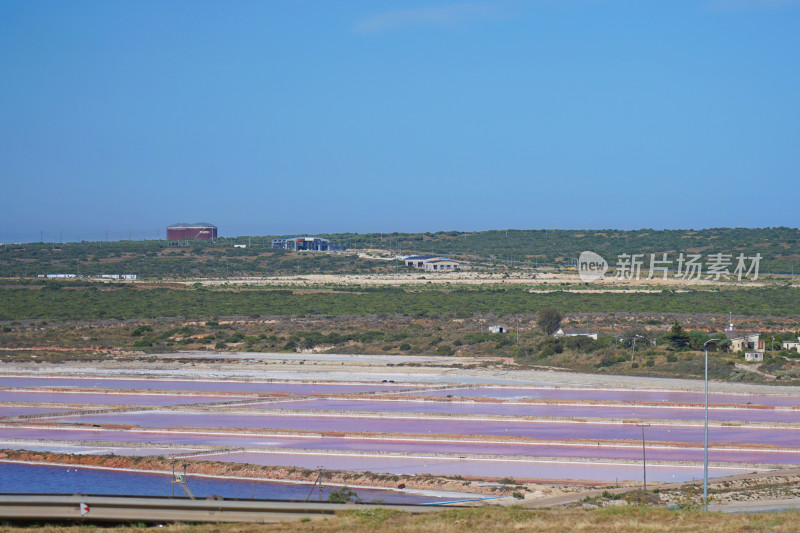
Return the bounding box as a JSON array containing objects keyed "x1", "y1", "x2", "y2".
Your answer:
[
  {"x1": 327, "y1": 487, "x2": 360, "y2": 503},
  {"x1": 436, "y1": 344, "x2": 454, "y2": 356},
  {"x1": 227, "y1": 332, "x2": 244, "y2": 343},
  {"x1": 131, "y1": 325, "x2": 152, "y2": 337},
  {"x1": 599, "y1": 353, "x2": 616, "y2": 367}
]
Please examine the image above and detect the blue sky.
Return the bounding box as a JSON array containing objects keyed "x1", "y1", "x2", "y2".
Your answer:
[{"x1": 1, "y1": 0, "x2": 799, "y2": 240}]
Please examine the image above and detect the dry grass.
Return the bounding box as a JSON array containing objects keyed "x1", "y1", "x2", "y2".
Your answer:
[{"x1": 2, "y1": 507, "x2": 800, "y2": 533}]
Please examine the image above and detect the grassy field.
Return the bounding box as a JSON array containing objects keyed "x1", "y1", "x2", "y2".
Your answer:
[
  {"x1": 2, "y1": 283, "x2": 800, "y2": 321},
  {"x1": 2, "y1": 506, "x2": 800, "y2": 533}
]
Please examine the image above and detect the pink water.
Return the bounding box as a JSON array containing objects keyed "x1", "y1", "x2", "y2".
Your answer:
[
  {"x1": 188, "y1": 451, "x2": 752, "y2": 483},
  {"x1": 0, "y1": 377, "x2": 409, "y2": 394},
  {"x1": 412, "y1": 388, "x2": 800, "y2": 407},
  {"x1": 56, "y1": 411, "x2": 800, "y2": 447},
  {"x1": 0, "y1": 407, "x2": 76, "y2": 416},
  {"x1": 263, "y1": 399, "x2": 800, "y2": 423},
  {"x1": 0, "y1": 391, "x2": 250, "y2": 406},
  {"x1": 3, "y1": 426, "x2": 798, "y2": 466}
]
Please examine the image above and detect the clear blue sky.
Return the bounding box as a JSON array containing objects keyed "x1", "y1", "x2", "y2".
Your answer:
[{"x1": 1, "y1": 0, "x2": 798, "y2": 241}]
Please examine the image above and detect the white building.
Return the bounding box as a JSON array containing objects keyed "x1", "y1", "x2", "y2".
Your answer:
[
  {"x1": 728, "y1": 332, "x2": 764, "y2": 353},
  {"x1": 404, "y1": 256, "x2": 459, "y2": 271},
  {"x1": 745, "y1": 352, "x2": 764, "y2": 362},
  {"x1": 554, "y1": 328, "x2": 598, "y2": 340},
  {"x1": 782, "y1": 338, "x2": 800, "y2": 351},
  {"x1": 423, "y1": 259, "x2": 459, "y2": 271}
]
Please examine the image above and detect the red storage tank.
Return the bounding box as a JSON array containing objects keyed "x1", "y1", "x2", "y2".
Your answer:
[{"x1": 166, "y1": 223, "x2": 217, "y2": 240}]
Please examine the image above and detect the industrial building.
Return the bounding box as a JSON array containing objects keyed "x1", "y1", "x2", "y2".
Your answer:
[
  {"x1": 271, "y1": 237, "x2": 332, "y2": 251},
  {"x1": 404, "y1": 255, "x2": 460, "y2": 271},
  {"x1": 422, "y1": 259, "x2": 459, "y2": 271},
  {"x1": 166, "y1": 223, "x2": 218, "y2": 241}
]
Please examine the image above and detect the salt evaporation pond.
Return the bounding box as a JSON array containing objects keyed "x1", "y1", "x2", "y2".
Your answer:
[
  {"x1": 188, "y1": 451, "x2": 756, "y2": 483},
  {"x1": 0, "y1": 407, "x2": 77, "y2": 417},
  {"x1": 0, "y1": 442, "x2": 199, "y2": 456},
  {"x1": 261, "y1": 399, "x2": 800, "y2": 423},
  {"x1": 59, "y1": 411, "x2": 800, "y2": 447},
  {"x1": 4, "y1": 426, "x2": 798, "y2": 466},
  {"x1": 0, "y1": 462, "x2": 449, "y2": 504},
  {"x1": 412, "y1": 388, "x2": 800, "y2": 407},
  {"x1": 0, "y1": 377, "x2": 409, "y2": 395},
  {"x1": 0, "y1": 391, "x2": 250, "y2": 406}
]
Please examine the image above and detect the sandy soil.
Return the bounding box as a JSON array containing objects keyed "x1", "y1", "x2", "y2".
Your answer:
[
  {"x1": 143, "y1": 270, "x2": 781, "y2": 289},
  {"x1": 3, "y1": 354, "x2": 799, "y2": 396}
]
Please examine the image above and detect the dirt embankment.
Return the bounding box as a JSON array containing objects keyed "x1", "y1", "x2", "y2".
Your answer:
[{"x1": 0, "y1": 449, "x2": 583, "y2": 499}]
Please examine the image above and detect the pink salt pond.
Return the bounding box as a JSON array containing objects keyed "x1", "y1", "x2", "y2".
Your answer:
[
  {"x1": 0, "y1": 376, "x2": 412, "y2": 395},
  {"x1": 411, "y1": 387, "x2": 800, "y2": 407},
  {"x1": 259, "y1": 398, "x2": 800, "y2": 423},
  {"x1": 185, "y1": 450, "x2": 756, "y2": 483},
  {"x1": 56, "y1": 411, "x2": 800, "y2": 447}
]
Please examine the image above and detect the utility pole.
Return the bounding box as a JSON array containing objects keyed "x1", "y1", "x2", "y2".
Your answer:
[
  {"x1": 703, "y1": 338, "x2": 720, "y2": 511},
  {"x1": 636, "y1": 422, "x2": 650, "y2": 491},
  {"x1": 306, "y1": 468, "x2": 324, "y2": 502}
]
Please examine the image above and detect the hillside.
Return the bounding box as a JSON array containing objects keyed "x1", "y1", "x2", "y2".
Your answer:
[{"x1": 1, "y1": 227, "x2": 799, "y2": 279}]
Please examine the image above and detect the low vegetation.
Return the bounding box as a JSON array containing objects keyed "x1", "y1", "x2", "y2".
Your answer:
[
  {"x1": 2, "y1": 506, "x2": 800, "y2": 532},
  {"x1": 2, "y1": 312, "x2": 798, "y2": 383},
  {"x1": 2, "y1": 227, "x2": 799, "y2": 278},
  {"x1": 2, "y1": 282, "x2": 800, "y2": 321}
]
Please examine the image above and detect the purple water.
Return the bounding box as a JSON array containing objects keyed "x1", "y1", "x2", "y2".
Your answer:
[
  {"x1": 0, "y1": 462, "x2": 449, "y2": 504},
  {"x1": 0, "y1": 377, "x2": 408, "y2": 394},
  {"x1": 55, "y1": 411, "x2": 800, "y2": 447},
  {"x1": 0, "y1": 391, "x2": 250, "y2": 406},
  {"x1": 188, "y1": 451, "x2": 753, "y2": 483},
  {"x1": 262, "y1": 399, "x2": 800, "y2": 423},
  {"x1": 0, "y1": 407, "x2": 76, "y2": 417},
  {"x1": 412, "y1": 388, "x2": 800, "y2": 407},
  {"x1": 2, "y1": 426, "x2": 797, "y2": 466}
]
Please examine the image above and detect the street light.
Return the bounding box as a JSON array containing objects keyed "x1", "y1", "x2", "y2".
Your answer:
[
  {"x1": 703, "y1": 338, "x2": 720, "y2": 511},
  {"x1": 630, "y1": 334, "x2": 647, "y2": 363}
]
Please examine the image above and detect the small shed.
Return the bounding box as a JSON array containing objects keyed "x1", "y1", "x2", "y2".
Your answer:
[
  {"x1": 489, "y1": 325, "x2": 506, "y2": 334},
  {"x1": 744, "y1": 352, "x2": 763, "y2": 362},
  {"x1": 782, "y1": 338, "x2": 800, "y2": 351}
]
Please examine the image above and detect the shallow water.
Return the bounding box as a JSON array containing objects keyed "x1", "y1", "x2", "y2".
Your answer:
[
  {"x1": 188, "y1": 450, "x2": 754, "y2": 483},
  {"x1": 0, "y1": 462, "x2": 450, "y2": 504},
  {"x1": 59, "y1": 411, "x2": 800, "y2": 447},
  {"x1": 0, "y1": 407, "x2": 76, "y2": 417},
  {"x1": 4, "y1": 426, "x2": 798, "y2": 466},
  {"x1": 412, "y1": 388, "x2": 800, "y2": 407},
  {"x1": 0, "y1": 377, "x2": 407, "y2": 394},
  {"x1": 0, "y1": 391, "x2": 248, "y2": 406},
  {"x1": 263, "y1": 398, "x2": 800, "y2": 423}
]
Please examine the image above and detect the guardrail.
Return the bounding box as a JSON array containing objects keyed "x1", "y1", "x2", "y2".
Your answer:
[{"x1": 0, "y1": 494, "x2": 450, "y2": 524}]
